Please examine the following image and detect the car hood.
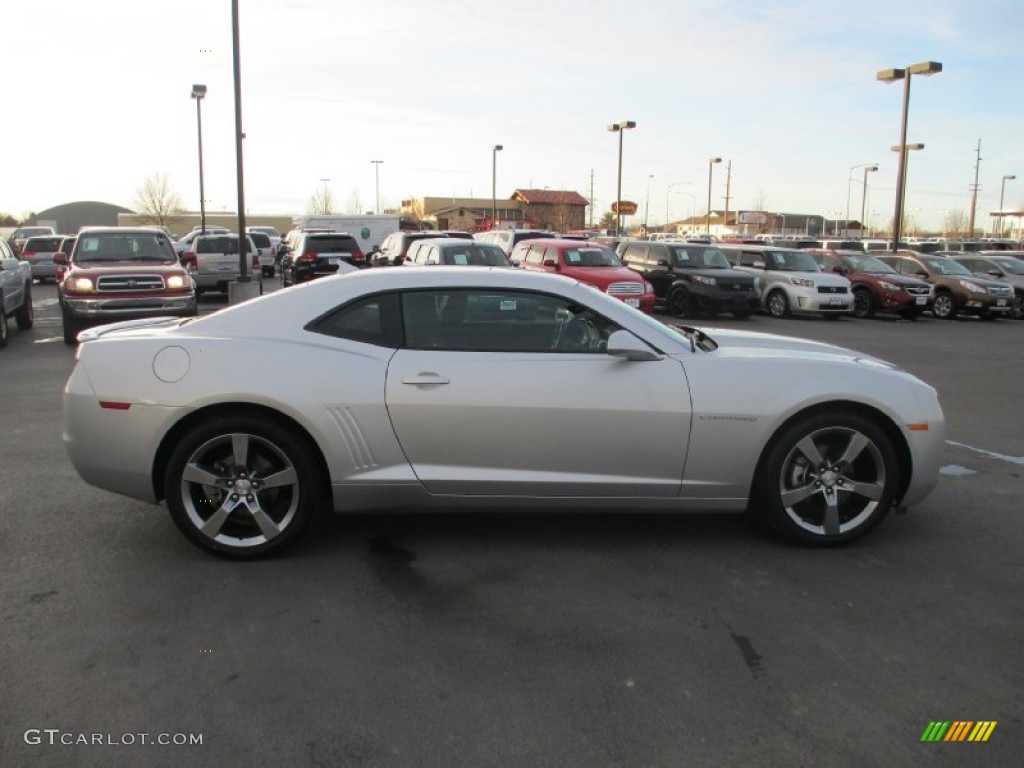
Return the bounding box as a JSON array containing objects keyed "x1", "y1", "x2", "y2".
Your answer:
[
  {"x1": 558, "y1": 265, "x2": 643, "y2": 286},
  {"x1": 693, "y1": 326, "x2": 898, "y2": 368}
]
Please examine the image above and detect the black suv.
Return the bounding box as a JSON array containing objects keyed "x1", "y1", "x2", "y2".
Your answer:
[
  {"x1": 280, "y1": 232, "x2": 366, "y2": 286},
  {"x1": 618, "y1": 240, "x2": 760, "y2": 318}
]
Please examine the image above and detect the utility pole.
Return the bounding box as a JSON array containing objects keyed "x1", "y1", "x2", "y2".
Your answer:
[
  {"x1": 968, "y1": 139, "x2": 982, "y2": 238},
  {"x1": 589, "y1": 169, "x2": 595, "y2": 228}
]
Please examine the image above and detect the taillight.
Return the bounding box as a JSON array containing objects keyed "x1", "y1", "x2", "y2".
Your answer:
[
  {"x1": 350, "y1": 250, "x2": 365, "y2": 263},
  {"x1": 299, "y1": 252, "x2": 316, "y2": 263},
  {"x1": 20, "y1": 250, "x2": 35, "y2": 259},
  {"x1": 252, "y1": 252, "x2": 259, "y2": 268}
]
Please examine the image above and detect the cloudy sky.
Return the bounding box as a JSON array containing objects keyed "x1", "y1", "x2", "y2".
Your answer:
[{"x1": 5, "y1": 0, "x2": 1023, "y2": 232}]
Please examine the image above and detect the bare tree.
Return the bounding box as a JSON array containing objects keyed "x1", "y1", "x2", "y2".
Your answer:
[
  {"x1": 943, "y1": 210, "x2": 968, "y2": 238},
  {"x1": 344, "y1": 188, "x2": 364, "y2": 215},
  {"x1": 133, "y1": 172, "x2": 184, "y2": 227},
  {"x1": 599, "y1": 210, "x2": 616, "y2": 230},
  {"x1": 749, "y1": 191, "x2": 769, "y2": 234},
  {"x1": 307, "y1": 185, "x2": 335, "y2": 215}
]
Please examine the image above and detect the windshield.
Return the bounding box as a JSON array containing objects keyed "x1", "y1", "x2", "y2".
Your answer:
[
  {"x1": 990, "y1": 258, "x2": 1024, "y2": 275},
  {"x1": 843, "y1": 253, "x2": 898, "y2": 274},
  {"x1": 767, "y1": 250, "x2": 820, "y2": 272},
  {"x1": 75, "y1": 233, "x2": 176, "y2": 262},
  {"x1": 307, "y1": 236, "x2": 358, "y2": 253},
  {"x1": 563, "y1": 246, "x2": 620, "y2": 267},
  {"x1": 196, "y1": 236, "x2": 241, "y2": 254},
  {"x1": 670, "y1": 245, "x2": 731, "y2": 269},
  {"x1": 920, "y1": 256, "x2": 972, "y2": 276}
]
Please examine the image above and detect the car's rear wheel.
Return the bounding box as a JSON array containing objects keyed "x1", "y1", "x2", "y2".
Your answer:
[
  {"x1": 932, "y1": 291, "x2": 957, "y2": 319},
  {"x1": 15, "y1": 284, "x2": 33, "y2": 330},
  {"x1": 766, "y1": 290, "x2": 790, "y2": 318},
  {"x1": 164, "y1": 415, "x2": 322, "y2": 559},
  {"x1": 752, "y1": 409, "x2": 900, "y2": 545},
  {"x1": 852, "y1": 287, "x2": 874, "y2": 318}
]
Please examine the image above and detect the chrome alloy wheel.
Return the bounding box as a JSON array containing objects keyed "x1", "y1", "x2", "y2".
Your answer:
[
  {"x1": 777, "y1": 426, "x2": 886, "y2": 537},
  {"x1": 180, "y1": 432, "x2": 300, "y2": 549}
]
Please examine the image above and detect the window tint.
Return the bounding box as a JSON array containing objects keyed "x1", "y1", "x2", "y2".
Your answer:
[
  {"x1": 25, "y1": 236, "x2": 64, "y2": 251},
  {"x1": 309, "y1": 293, "x2": 401, "y2": 346},
  {"x1": 525, "y1": 245, "x2": 545, "y2": 265},
  {"x1": 401, "y1": 289, "x2": 619, "y2": 353},
  {"x1": 623, "y1": 244, "x2": 649, "y2": 264},
  {"x1": 76, "y1": 233, "x2": 175, "y2": 262},
  {"x1": 305, "y1": 236, "x2": 359, "y2": 253},
  {"x1": 249, "y1": 233, "x2": 271, "y2": 248},
  {"x1": 440, "y1": 244, "x2": 509, "y2": 266},
  {"x1": 196, "y1": 236, "x2": 240, "y2": 254},
  {"x1": 563, "y1": 246, "x2": 619, "y2": 267}
]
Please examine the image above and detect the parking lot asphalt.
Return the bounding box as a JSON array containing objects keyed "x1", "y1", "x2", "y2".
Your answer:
[{"x1": 2, "y1": 281, "x2": 1021, "y2": 767}]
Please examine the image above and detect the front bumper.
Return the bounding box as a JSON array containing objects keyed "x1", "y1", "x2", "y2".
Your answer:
[{"x1": 63, "y1": 294, "x2": 197, "y2": 321}]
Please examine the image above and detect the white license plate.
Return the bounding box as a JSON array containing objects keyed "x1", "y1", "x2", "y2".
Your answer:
[
  {"x1": 996, "y1": 299, "x2": 1007, "y2": 307},
  {"x1": 217, "y1": 262, "x2": 235, "y2": 271},
  {"x1": 327, "y1": 257, "x2": 342, "y2": 267},
  {"x1": 829, "y1": 296, "x2": 842, "y2": 305},
  {"x1": 915, "y1": 296, "x2": 927, "y2": 305},
  {"x1": 625, "y1": 298, "x2": 640, "y2": 308}
]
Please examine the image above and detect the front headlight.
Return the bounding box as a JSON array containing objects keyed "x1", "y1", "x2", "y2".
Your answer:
[
  {"x1": 67, "y1": 277, "x2": 95, "y2": 293},
  {"x1": 691, "y1": 275, "x2": 716, "y2": 286},
  {"x1": 790, "y1": 277, "x2": 814, "y2": 287},
  {"x1": 958, "y1": 279, "x2": 987, "y2": 294},
  {"x1": 878, "y1": 281, "x2": 902, "y2": 292},
  {"x1": 166, "y1": 274, "x2": 187, "y2": 290}
]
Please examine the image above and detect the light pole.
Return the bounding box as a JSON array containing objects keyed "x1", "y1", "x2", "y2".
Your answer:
[
  {"x1": 845, "y1": 163, "x2": 877, "y2": 237},
  {"x1": 997, "y1": 174, "x2": 1016, "y2": 236},
  {"x1": 665, "y1": 182, "x2": 692, "y2": 232},
  {"x1": 644, "y1": 174, "x2": 653, "y2": 233},
  {"x1": 319, "y1": 178, "x2": 331, "y2": 214},
  {"x1": 859, "y1": 165, "x2": 878, "y2": 239},
  {"x1": 191, "y1": 84, "x2": 207, "y2": 234},
  {"x1": 607, "y1": 121, "x2": 637, "y2": 236},
  {"x1": 491, "y1": 145, "x2": 503, "y2": 228},
  {"x1": 890, "y1": 143, "x2": 924, "y2": 243},
  {"x1": 706, "y1": 157, "x2": 722, "y2": 233},
  {"x1": 877, "y1": 60, "x2": 942, "y2": 251},
  {"x1": 371, "y1": 160, "x2": 383, "y2": 215}
]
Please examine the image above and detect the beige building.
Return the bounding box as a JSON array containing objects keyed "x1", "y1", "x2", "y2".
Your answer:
[
  {"x1": 401, "y1": 189, "x2": 589, "y2": 232},
  {"x1": 117, "y1": 212, "x2": 293, "y2": 238}
]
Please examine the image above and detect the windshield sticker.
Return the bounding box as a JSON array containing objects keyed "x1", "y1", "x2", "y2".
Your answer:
[{"x1": 500, "y1": 299, "x2": 517, "y2": 311}]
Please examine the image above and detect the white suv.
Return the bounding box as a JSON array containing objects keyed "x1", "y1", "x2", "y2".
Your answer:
[{"x1": 718, "y1": 244, "x2": 852, "y2": 318}]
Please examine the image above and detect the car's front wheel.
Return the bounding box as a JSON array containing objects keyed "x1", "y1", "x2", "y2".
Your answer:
[
  {"x1": 752, "y1": 409, "x2": 900, "y2": 545},
  {"x1": 852, "y1": 287, "x2": 874, "y2": 318},
  {"x1": 667, "y1": 287, "x2": 696, "y2": 318},
  {"x1": 766, "y1": 289, "x2": 790, "y2": 318},
  {"x1": 932, "y1": 291, "x2": 957, "y2": 319},
  {"x1": 0, "y1": 298, "x2": 8, "y2": 348},
  {"x1": 164, "y1": 415, "x2": 323, "y2": 559}
]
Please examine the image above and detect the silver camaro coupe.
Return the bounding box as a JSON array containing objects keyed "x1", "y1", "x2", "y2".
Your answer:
[{"x1": 63, "y1": 268, "x2": 945, "y2": 558}]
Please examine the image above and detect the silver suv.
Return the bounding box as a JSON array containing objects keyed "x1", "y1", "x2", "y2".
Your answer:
[{"x1": 718, "y1": 244, "x2": 852, "y2": 318}]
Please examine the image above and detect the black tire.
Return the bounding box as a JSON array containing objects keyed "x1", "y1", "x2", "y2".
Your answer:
[
  {"x1": 0, "y1": 298, "x2": 8, "y2": 348},
  {"x1": 164, "y1": 414, "x2": 323, "y2": 559},
  {"x1": 751, "y1": 409, "x2": 901, "y2": 546},
  {"x1": 667, "y1": 287, "x2": 696, "y2": 318},
  {"x1": 931, "y1": 291, "x2": 957, "y2": 320},
  {"x1": 61, "y1": 305, "x2": 81, "y2": 345},
  {"x1": 15, "y1": 283, "x2": 33, "y2": 330},
  {"x1": 766, "y1": 289, "x2": 790, "y2": 318},
  {"x1": 852, "y1": 287, "x2": 875, "y2": 319}
]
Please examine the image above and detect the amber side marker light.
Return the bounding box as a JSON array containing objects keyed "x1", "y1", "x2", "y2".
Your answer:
[{"x1": 906, "y1": 424, "x2": 930, "y2": 431}]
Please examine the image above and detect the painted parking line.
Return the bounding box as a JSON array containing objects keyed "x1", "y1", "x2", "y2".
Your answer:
[
  {"x1": 33, "y1": 298, "x2": 60, "y2": 308},
  {"x1": 945, "y1": 440, "x2": 1024, "y2": 467},
  {"x1": 34, "y1": 337, "x2": 65, "y2": 344}
]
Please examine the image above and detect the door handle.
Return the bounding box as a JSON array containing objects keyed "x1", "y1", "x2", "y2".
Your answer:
[{"x1": 401, "y1": 372, "x2": 450, "y2": 386}]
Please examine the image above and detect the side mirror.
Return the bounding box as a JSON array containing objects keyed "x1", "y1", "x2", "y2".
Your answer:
[
  {"x1": 606, "y1": 330, "x2": 663, "y2": 361},
  {"x1": 657, "y1": 259, "x2": 670, "y2": 267},
  {"x1": 987, "y1": 269, "x2": 1002, "y2": 278},
  {"x1": 1, "y1": 258, "x2": 19, "y2": 271},
  {"x1": 53, "y1": 252, "x2": 69, "y2": 265},
  {"x1": 542, "y1": 259, "x2": 559, "y2": 269}
]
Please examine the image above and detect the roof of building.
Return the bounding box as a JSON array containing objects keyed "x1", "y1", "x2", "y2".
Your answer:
[{"x1": 512, "y1": 189, "x2": 590, "y2": 206}]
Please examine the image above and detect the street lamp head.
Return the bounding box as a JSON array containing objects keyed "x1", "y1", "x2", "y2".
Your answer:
[
  {"x1": 493, "y1": 144, "x2": 503, "y2": 152},
  {"x1": 607, "y1": 121, "x2": 637, "y2": 132},
  {"x1": 709, "y1": 157, "x2": 722, "y2": 164},
  {"x1": 1003, "y1": 174, "x2": 1017, "y2": 181},
  {"x1": 867, "y1": 165, "x2": 879, "y2": 172},
  {"x1": 908, "y1": 61, "x2": 942, "y2": 76},
  {"x1": 876, "y1": 67, "x2": 906, "y2": 83},
  {"x1": 891, "y1": 143, "x2": 924, "y2": 152},
  {"x1": 191, "y1": 84, "x2": 207, "y2": 100}
]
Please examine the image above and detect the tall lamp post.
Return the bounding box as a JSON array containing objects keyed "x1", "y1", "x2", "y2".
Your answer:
[
  {"x1": 491, "y1": 145, "x2": 503, "y2": 228},
  {"x1": 191, "y1": 84, "x2": 207, "y2": 234},
  {"x1": 890, "y1": 144, "x2": 924, "y2": 241},
  {"x1": 608, "y1": 121, "x2": 637, "y2": 236},
  {"x1": 371, "y1": 160, "x2": 383, "y2": 214},
  {"x1": 859, "y1": 165, "x2": 879, "y2": 239},
  {"x1": 230, "y1": 0, "x2": 250, "y2": 287},
  {"x1": 997, "y1": 174, "x2": 1016, "y2": 236},
  {"x1": 877, "y1": 60, "x2": 942, "y2": 250},
  {"x1": 644, "y1": 174, "x2": 653, "y2": 233},
  {"x1": 705, "y1": 157, "x2": 722, "y2": 233},
  {"x1": 845, "y1": 163, "x2": 878, "y2": 237}
]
